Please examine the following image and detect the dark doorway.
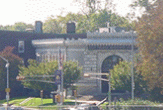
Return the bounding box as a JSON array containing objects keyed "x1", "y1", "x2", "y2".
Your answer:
[{"x1": 101, "y1": 55, "x2": 122, "y2": 93}]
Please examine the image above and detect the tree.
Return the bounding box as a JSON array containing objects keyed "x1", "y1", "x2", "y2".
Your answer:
[
  {"x1": 43, "y1": 13, "x2": 82, "y2": 34},
  {"x1": 0, "y1": 22, "x2": 34, "y2": 32},
  {"x1": 131, "y1": 0, "x2": 157, "y2": 11},
  {"x1": 0, "y1": 25, "x2": 13, "y2": 31},
  {"x1": 42, "y1": 0, "x2": 132, "y2": 34},
  {"x1": 75, "y1": 0, "x2": 114, "y2": 15},
  {"x1": 136, "y1": 0, "x2": 163, "y2": 94},
  {"x1": 12, "y1": 22, "x2": 34, "y2": 32},
  {"x1": 57, "y1": 13, "x2": 82, "y2": 33},
  {"x1": 43, "y1": 17, "x2": 62, "y2": 34},
  {"x1": 18, "y1": 60, "x2": 82, "y2": 94},
  {"x1": 63, "y1": 61, "x2": 81, "y2": 94},
  {"x1": 76, "y1": 9, "x2": 111, "y2": 32},
  {"x1": 44, "y1": 10, "x2": 132, "y2": 34},
  {"x1": 110, "y1": 61, "x2": 147, "y2": 96},
  {"x1": 19, "y1": 60, "x2": 58, "y2": 92},
  {"x1": 0, "y1": 47, "x2": 23, "y2": 98}
]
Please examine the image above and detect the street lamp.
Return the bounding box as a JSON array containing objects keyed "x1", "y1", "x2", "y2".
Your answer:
[
  {"x1": 0, "y1": 55, "x2": 10, "y2": 109},
  {"x1": 131, "y1": 30, "x2": 135, "y2": 100}
]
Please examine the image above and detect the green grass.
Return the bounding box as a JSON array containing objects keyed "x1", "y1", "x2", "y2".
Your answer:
[
  {"x1": 100, "y1": 98, "x2": 162, "y2": 110},
  {"x1": 20, "y1": 98, "x2": 54, "y2": 106},
  {"x1": 0, "y1": 97, "x2": 27, "y2": 105},
  {"x1": 1, "y1": 97, "x2": 77, "y2": 110},
  {"x1": 0, "y1": 99, "x2": 6, "y2": 104},
  {"x1": 1, "y1": 97, "x2": 76, "y2": 106},
  {"x1": 101, "y1": 98, "x2": 160, "y2": 106},
  {"x1": 20, "y1": 98, "x2": 76, "y2": 106}
]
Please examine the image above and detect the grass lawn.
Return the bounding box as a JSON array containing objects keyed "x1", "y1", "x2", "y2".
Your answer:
[
  {"x1": 0, "y1": 97, "x2": 76, "y2": 107},
  {"x1": 0, "y1": 97, "x2": 27, "y2": 105},
  {"x1": 21, "y1": 98, "x2": 76, "y2": 106},
  {"x1": 0, "y1": 99, "x2": 6, "y2": 104},
  {"x1": 101, "y1": 98, "x2": 160, "y2": 106}
]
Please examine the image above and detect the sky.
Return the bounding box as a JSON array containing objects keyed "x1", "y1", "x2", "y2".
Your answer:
[{"x1": 0, "y1": 0, "x2": 134, "y2": 26}]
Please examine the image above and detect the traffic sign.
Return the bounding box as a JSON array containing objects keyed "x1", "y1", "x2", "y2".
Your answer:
[
  {"x1": 54, "y1": 70, "x2": 61, "y2": 75},
  {"x1": 5, "y1": 88, "x2": 10, "y2": 93},
  {"x1": 6, "y1": 95, "x2": 10, "y2": 100},
  {"x1": 54, "y1": 70, "x2": 62, "y2": 84}
]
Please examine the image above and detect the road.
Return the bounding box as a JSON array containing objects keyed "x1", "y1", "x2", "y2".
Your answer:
[
  {"x1": 0, "y1": 105, "x2": 38, "y2": 110},
  {"x1": 0, "y1": 106, "x2": 13, "y2": 110},
  {"x1": 0, "y1": 106, "x2": 23, "y2": 110}
]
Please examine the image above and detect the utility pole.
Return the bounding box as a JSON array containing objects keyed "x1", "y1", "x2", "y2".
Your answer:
[{"x1": 58, "y1": 48, "x2": 64, "y2": 106}]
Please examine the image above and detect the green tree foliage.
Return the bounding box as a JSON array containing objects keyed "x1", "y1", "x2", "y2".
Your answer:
[
  {"x1": 110, "y1": 61, "x2": 147, "y2": 96},
  {"x1": 0, "y1": 47, "x2": 23, "y2": 93},
  {"x1": 42, "y1": 0, "x2": 131, "y2": 34},
  {"x1": 18, "y1": 60, "x2": 81, "y2": 92},
  {"x1": 12, "y1": 22, "x2": 34, "y2": 32},
  {"x1": 75, "y1": 0, "x2": 114, "y2": 15},
  {"x1": 0, "y1": 22, "x2": 34, "y2": 32},
  {"x1": 84, "y1": 0, "x2": 102, "y2": 14},
  {"x1": 136, "y1": 0, "x2": 163, "y2": 94},
  {"x1": 63, "y1": 61, "x2": 81, "y2": 89},
  {"x1": 43, "y1": 17, "x2": 62, "y2": 34},
  {"x1": 131, "y1": 0, "x2": 157, "y2": 11},
  {"x1": 19, "y1": 60, "x2": 58, "y2": 91},
  {"x1": 76, "y1": 9, "x2": 111, "y2": 32},
  {"x1": 43, "y1": 10, "x2": 131, "y2": 33},
  {"x1": 0, "y1": 25, "x2": 13, "y2": 31},
  {"x1": 43, "y1": 13, "x2": 81, "y2": 34},
  {"x1": 57, "y1": 13, "x2": 82, "y2": 33}
]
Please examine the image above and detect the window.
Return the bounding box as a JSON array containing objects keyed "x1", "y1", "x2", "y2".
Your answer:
[{"x1": 18, "y1": 41, "x2": 24, "y2": 53}]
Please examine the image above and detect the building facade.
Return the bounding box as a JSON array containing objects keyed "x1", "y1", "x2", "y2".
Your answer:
[
  {"x1": 31, "y1": 26, "x2": 137, "y2": 95},
  {"x1": 0, "y1": 21, "x2": 137, "y2": 96}
]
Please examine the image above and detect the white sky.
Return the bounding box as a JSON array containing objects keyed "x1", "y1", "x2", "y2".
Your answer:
[{"x1": 0, "y1": 0, "x2": 134, "y2": 26}]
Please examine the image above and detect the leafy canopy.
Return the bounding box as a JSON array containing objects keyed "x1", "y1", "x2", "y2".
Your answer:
[
  {"x1": 136, "y1": 0, "x2": 163, "y2": 93},
  {"x1": 110, "y1": 61, "x2": 147, "y2": 96},
  {"x1": 0, "y1": 22, "x2": 34, "y2": 31},
  {"x1": 18, "y1": 60, "x2": 82, "y2": 91},
  {"x1": 0, "y1": 47, "x2": 23, "y2": 91}
]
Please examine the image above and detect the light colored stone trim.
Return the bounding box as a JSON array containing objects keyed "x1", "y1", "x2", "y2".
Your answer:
[{"x1": 87, "y1": 31, "x2": 137, "y2": 38}]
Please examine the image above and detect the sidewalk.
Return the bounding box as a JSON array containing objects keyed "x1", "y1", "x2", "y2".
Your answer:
[
  {"x1": 2, "y1": 104, "x2": 38, "y2": 110},
  {"x1": 69, "y1": 99, "x2": 100, "y2": 104}
]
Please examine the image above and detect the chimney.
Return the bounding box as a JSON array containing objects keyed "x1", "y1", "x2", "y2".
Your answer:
[
  {"x1": 35, "y1": 21, "x2": 43, "y2": 33},
  {"x1": 66, "y1": 22, "x2": 76, "y2": 33}
]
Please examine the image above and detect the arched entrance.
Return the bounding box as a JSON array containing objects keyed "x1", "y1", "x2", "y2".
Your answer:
[{"x1": 101, "y1": 55, "x2": 123, "y2": 93}]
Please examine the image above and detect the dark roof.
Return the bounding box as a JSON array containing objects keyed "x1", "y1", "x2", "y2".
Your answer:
[
  {"x1": 0, "y1": 30, "x2": 87, "y2": 41},
  {"x1": 0, "y1": 30, "x2": 87, "y2": 55}
]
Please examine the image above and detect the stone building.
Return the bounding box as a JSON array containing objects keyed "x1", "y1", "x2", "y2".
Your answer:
[
  {"x1": 0, "y1": 21, "x2": 137, "y2": 96},
  {"x1": 0, "y1": 21, "x2": 87, "y2": 98},
  {"x1": 31, "y1": 23, "x2": 137, "y2": 95}
]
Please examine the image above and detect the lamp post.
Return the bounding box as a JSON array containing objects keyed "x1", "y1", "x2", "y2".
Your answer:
[
  {"x1": 0, "y1": 55, "x2": 10, "y2": 109},
  {"x1": 108, "y1": 72, "x2": 111, "y2": 108},
  {"x1": 131, "y1": 31, "x2": 135, "y2": 100}
]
